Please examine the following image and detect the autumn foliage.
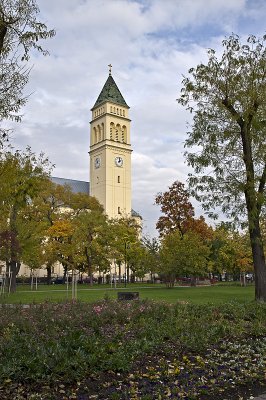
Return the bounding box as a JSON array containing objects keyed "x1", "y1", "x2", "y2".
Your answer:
[{"x1": 155, "y1": 181, "x2": 194, "y2": 237}]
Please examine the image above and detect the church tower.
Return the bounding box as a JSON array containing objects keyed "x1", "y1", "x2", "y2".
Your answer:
[{"x1": 89, "y1": 68, "x2": 132, "y2": 218}]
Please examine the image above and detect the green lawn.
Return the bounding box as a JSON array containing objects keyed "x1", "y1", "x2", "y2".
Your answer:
[{"x1": 0, "y1": 282, "x2": 256, "y2": 304}]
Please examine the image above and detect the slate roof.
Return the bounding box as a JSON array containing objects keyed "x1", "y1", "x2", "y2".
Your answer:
[
  {"x1": 51, "y1": 177, "x2": 90, "y2": 194},
  {"x1": 131, "y1": 209, "x2": 142, "y2": 219},
  {"x1": 92, "y1": 74, "x2": 129, "y2": 109}
]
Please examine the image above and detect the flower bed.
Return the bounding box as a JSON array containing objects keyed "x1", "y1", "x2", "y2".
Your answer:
[{"x1": 0, "y1": 300, "x2": 265, "y2": 399}]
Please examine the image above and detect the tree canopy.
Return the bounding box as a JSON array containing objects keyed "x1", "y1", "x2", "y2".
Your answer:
[
  {"x1": 0, "y1": 0, "x2": 55, "y2": 143},
  {"x1": 178, "y1": 34, "x2": 266, "y2": 302},
  {"x1": 155, "y1": 180, "x2": 194, "y2": 237},
  {"x1": 0, "y1": 147, "x2": 52, "y2": 291}
]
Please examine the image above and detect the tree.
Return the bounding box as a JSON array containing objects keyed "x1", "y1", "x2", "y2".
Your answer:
[
  {"x1": 184, "y1": 215, "x2": 213, "y2": 241},
  {"x1": 178, "y1": 34, "x2": 266, "y2": 302},
  {"x1": 29, "y1": 179, "x2": 74, "y2": 283},
  {"x1": 71, "y1": 206, "x2": 109, "y2": 283},
  {"x1": 209, "y1": 225, "x2": 252, "y2": 282},
  {"x1": 16, "y1": 202, "x2": 48, "y2": 274},
  {"x1": 155, "y1": 181, "x2": 194, "y2": 237},
  {"x1": 142, "y1": 236, "x2": 160, "y2": 281},
  {"x1": 41, "y1": 187, "x2": 106, "y2": 284},
  {"x1": 159, "y1": 231, "x2": 210, "y2": 287},
  {"x1": 0, "y1": 0, "x2": 55, "y2": 143},
  {"x1": 0, "y1": 147, "x2": 51, "y2": 291},
  {"x1": 108, "y1": 217, "x2": 141, "y2": 283}
]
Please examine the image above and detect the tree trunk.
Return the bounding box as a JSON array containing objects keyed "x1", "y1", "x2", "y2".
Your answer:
[
  {"x1": 249, "y1": 219, "x2": 266, "y2": 301},
  {"x1": 118, "y1": 261, "x2": 121, "y2": 283},
  {"x1": 88, "y1": 261, "x2": 93, "y2": 286},
  {"x1": 190, "y1": 276, "x2": 197, "y2": 286},
  {"x1": 244, "y1": 167, "x2": 266, "y2": 301},
  {"x1": 240, "y1": 121, "x2": 266, "y2": 301},
  {"x1": 46, "y1": 265, "x2": 52, "y2": 284},
  {"x1": 63, "y1": 265, "x2": 68, "y2": 283},
  {"x1": 6, "y1": 260, "x2": 20, "y2": 293}
]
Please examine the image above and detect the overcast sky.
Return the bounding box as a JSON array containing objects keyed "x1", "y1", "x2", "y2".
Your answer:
[{"x1": 9, "y1": 0, "x2": 266, "y2": 237}]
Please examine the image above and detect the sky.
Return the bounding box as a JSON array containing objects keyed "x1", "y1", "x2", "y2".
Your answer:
[{"x1": 8, "y1": 0, "x2": 266, "y2": 237}]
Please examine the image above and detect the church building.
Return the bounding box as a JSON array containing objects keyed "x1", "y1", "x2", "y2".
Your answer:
[{"x1": 16, "y1": 68, "x2": 140, "y2": 278}]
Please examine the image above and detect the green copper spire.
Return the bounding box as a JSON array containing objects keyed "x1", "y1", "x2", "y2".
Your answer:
[{"x1": 92, "y1": 73, "x2": 129, "y2": 109}]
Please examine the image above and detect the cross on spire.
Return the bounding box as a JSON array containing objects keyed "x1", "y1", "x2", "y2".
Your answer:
[{"x1": 108, "y1": 64, "x2": 112, "y2": 75}]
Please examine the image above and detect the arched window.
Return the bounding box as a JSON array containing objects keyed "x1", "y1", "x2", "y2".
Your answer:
[
  {"x1": 98, "y1": 125, "x2": 101, "y2": 142},
  {"x1": 93, "y1": 127, "x2": 97, "y2": 144},
  {"x1": 123, "y1": 110, "x2": 125, "y2": 117},
  {"x1": 110, "y1": 122, "x2": 114, "y2": 140},
  {"x1": 116, "y1": 124, "x2": 121, "y2": 141},
  {"x1": 117, "y1": 108, "x2": 119, "y2": 114},
  {"x1": 110, "y1": 106, "x2": 113, "y2": 113},
  {"x1": 122, "y1": 125, "x2": 127, "y2": 143},
  {"x1": 101, "y1": 123, "x2": 104, "y2": 140}
]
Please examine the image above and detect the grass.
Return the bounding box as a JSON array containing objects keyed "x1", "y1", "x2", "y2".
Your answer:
[{"x1": 0, "y1": 282, "x2": 256, "y2": 304}]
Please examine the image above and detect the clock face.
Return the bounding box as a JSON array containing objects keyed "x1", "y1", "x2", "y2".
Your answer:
[
  {"x1": 94, "y1": 157, "x2": 101, "y2": 169},
  {"x1": 115, "y1": 156, "x2": 123, "y2": 167}
]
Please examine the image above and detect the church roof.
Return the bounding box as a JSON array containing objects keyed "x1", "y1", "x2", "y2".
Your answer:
[
  {"x1": 131, "y1": 209, "x2": 142, "y2": 219},
  {"x1": 92, "y1": 74, "x2": 129, "y2": 109},
  {"x1": 51, "y1": 177, "x2": 90, "y2": 194}
]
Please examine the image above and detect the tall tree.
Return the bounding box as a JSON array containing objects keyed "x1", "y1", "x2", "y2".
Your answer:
[
  {"x1": 0, "y1": 147, "x2": 51, "y2": 291},
  {"x1": 43, "y1": 188, "x2": 106, "y2": 284},
  {"x1": 159, "y1": 231, "x2": 210, "y2": 287},
  {"x1": 108, "y1": 217, "x2": 141, "y2": 283},
  {"x1": 178, "y1": 34, "x2": 266, "y2": 302},
  {"x1": 142, "y1": 236, "x2": 160, "y2": 282},
  {"x1": 30, "y1": 179, "x2": 74, "y2": 283},
  {"x1": 71, "y1": 206, "x2": 109, "y2": 283},
  {"x1": 0, "y1": 0, "x2": 55, "y2": 143},
  {"x1": 155, "y1": 180, "x2": 194, "y2": 237},
  {"x1": 209, "y1": 226, "x2": 252, "y2": 282}
]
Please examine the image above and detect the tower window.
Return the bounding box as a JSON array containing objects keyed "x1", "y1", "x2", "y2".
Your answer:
[
  {"x1": 110, "y1": 123, "x2": 114, "y2": 140},
  {"x1": 123, "y1": 110, "x2": 125, "y2": 116},
  {"x1": 110, "y1": 106, "x2": 112, "y2": 113},
  {"x1": 118, "y1": 206, "x2": 121, "y2": 214},
  {"x1": 118, "y1": 176, "x2": 120, "y2": 183}
]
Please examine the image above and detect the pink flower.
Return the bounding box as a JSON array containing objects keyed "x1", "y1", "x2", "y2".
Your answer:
[{"x1": 93, "y1": 305, "x2": 103, "y2": 314}]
